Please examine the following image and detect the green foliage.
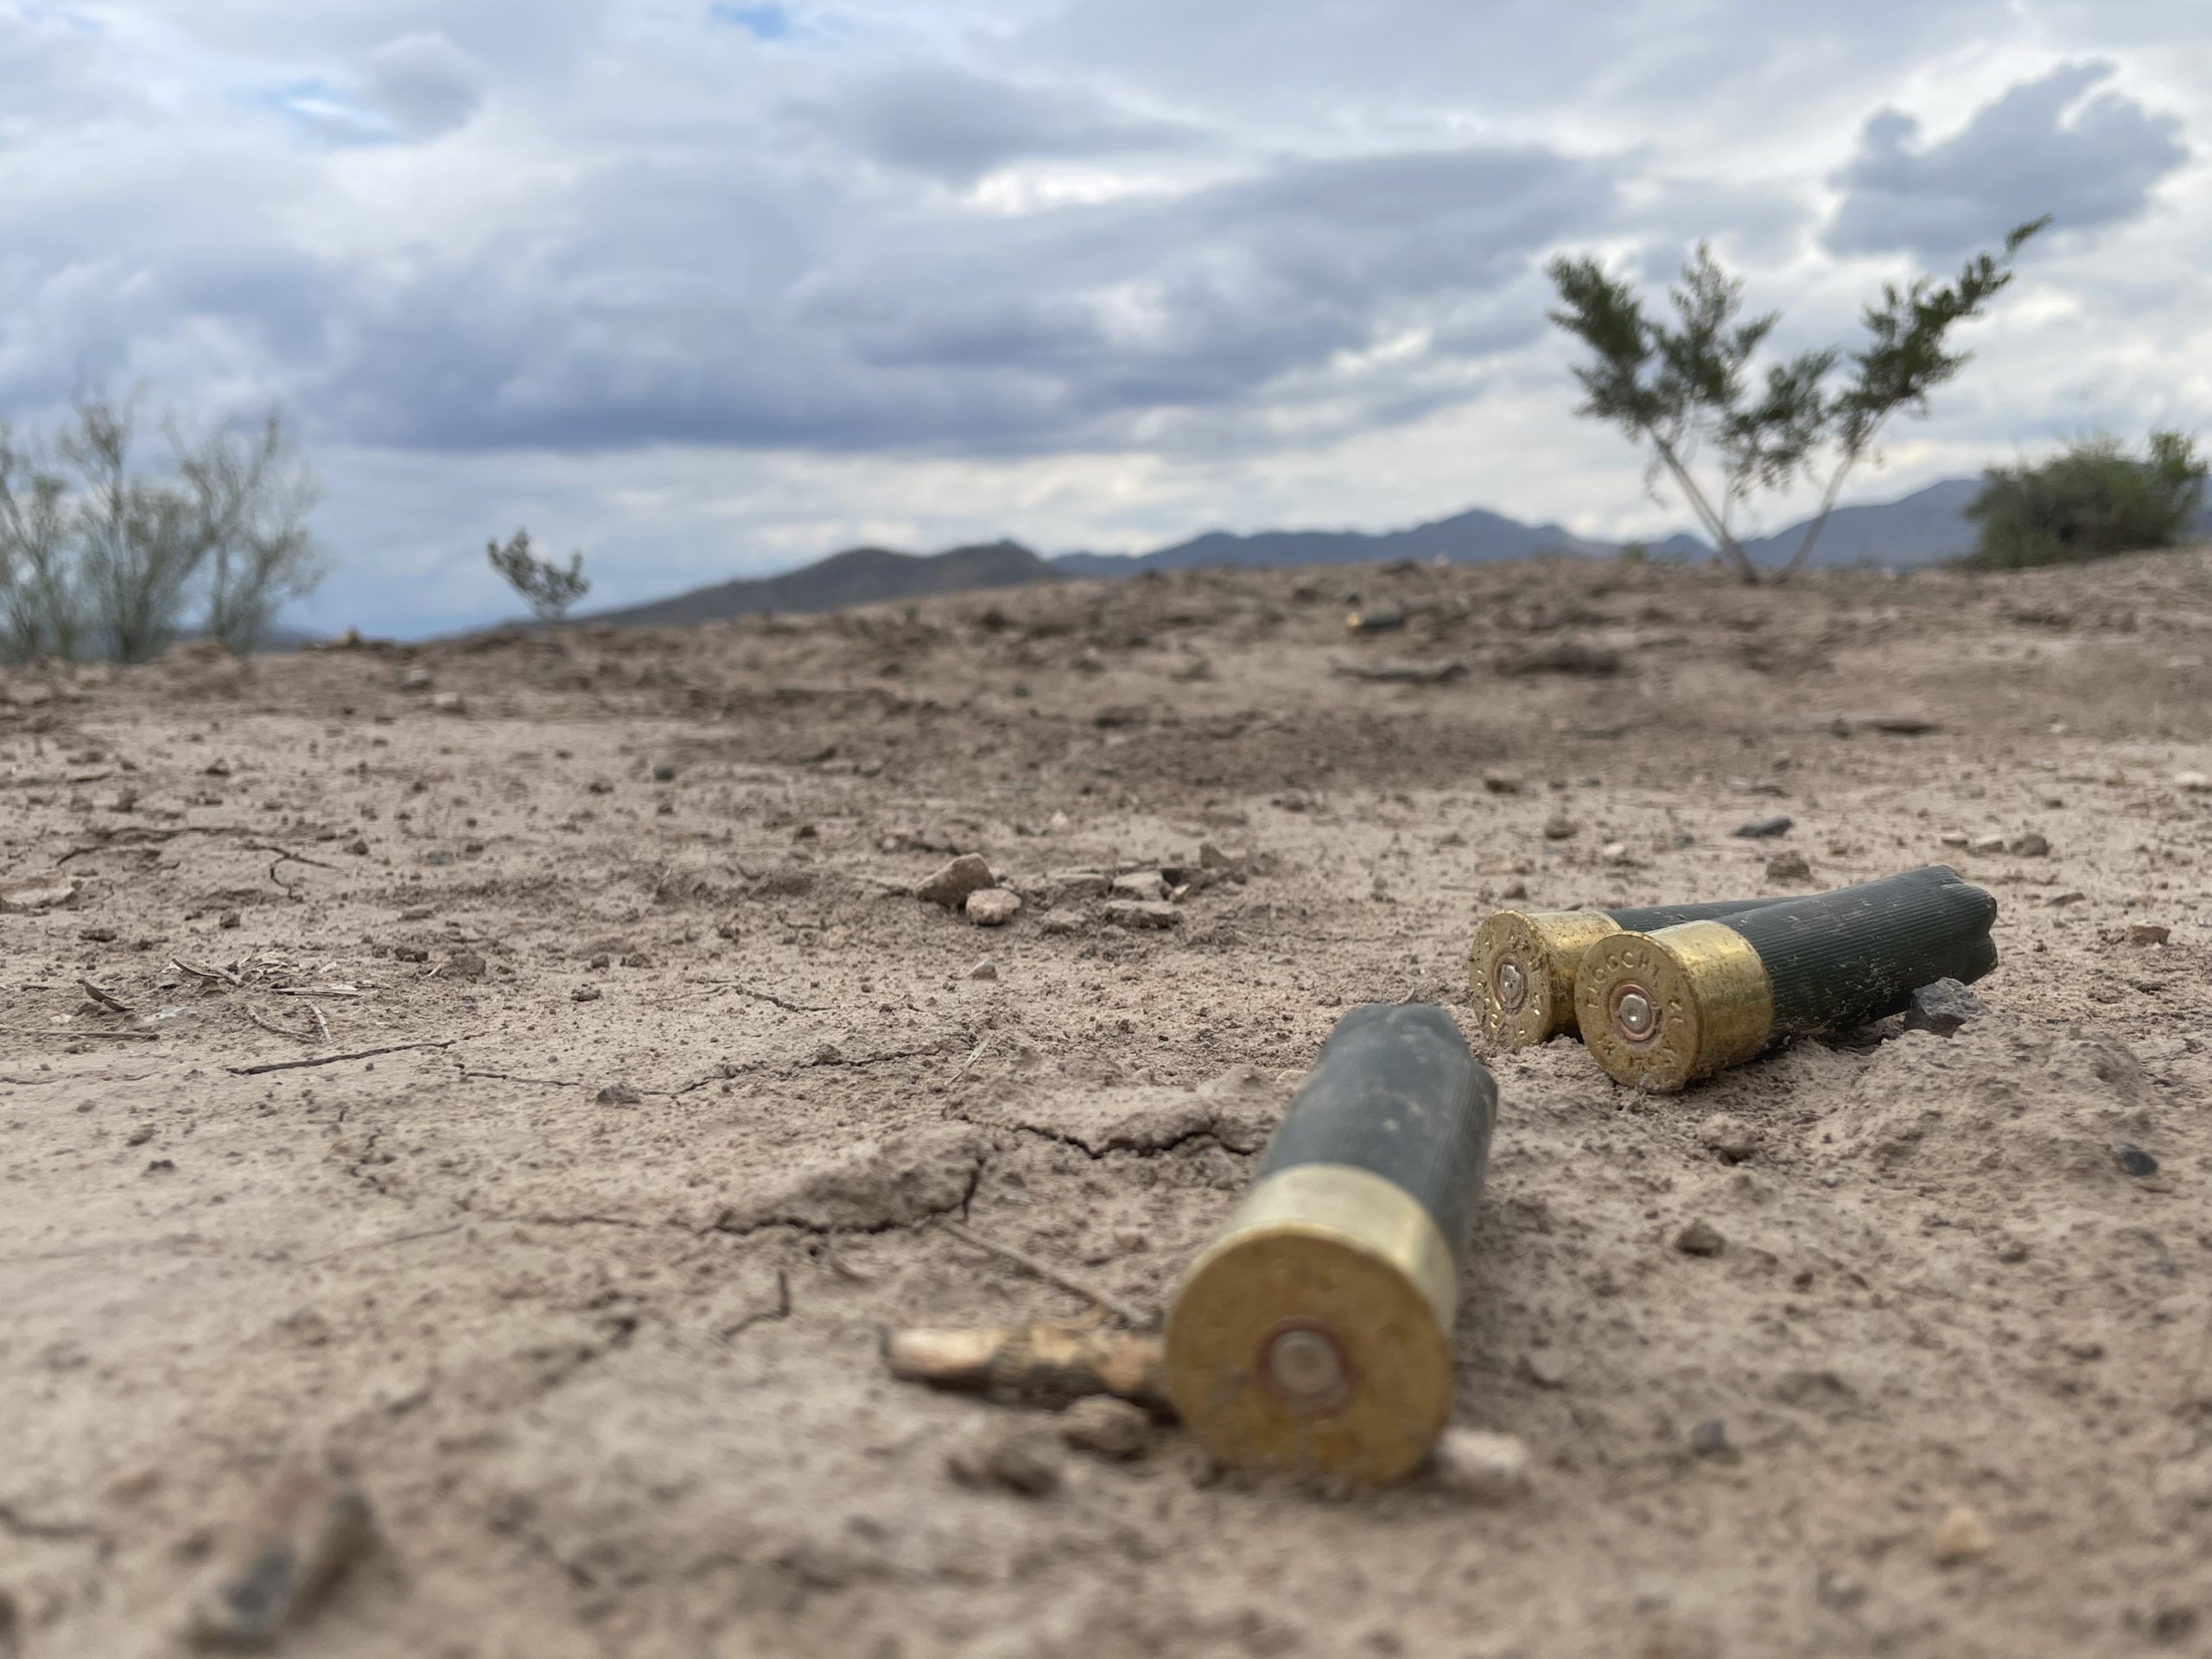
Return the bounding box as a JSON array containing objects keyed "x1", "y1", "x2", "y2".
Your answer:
[
  {"x1": 1618, "y1": 540, "x2": 1649, "y2": 564},
  {"x1": 487, "y1": 528, "x2": 590, "y2": 622},
  {"x1": 0, "y1": 396, "x2": 324, "y2": 664},
  {"x1": 1546, "y1": 218, "x2": 2048, "y2": 582},
  {"x1": 1961, "y1": 430, "x2": 2207, "y2": 569}
]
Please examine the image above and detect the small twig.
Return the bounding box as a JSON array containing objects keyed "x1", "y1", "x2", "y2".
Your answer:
[
  {"x1": 0, "y1": 1027, "x2": 159, "y2": 1042},
  {"x1": 225, "y1": 1038, "x2": 471, "y2": 1077},
  {"x1": 306, "y1": 1001, "x2": 331, "y2": 1043},
  {"x1": 273, "y1": 986, "x2": 365, "y2": 999},
  {"x1": 296, "y1": 1222, "x2": 467, "y2": 1266},
  {"x1": 694, "y1": 983, "x2": 834, "y2": 1014},
  {"x1": 941, "y1": 1220, "x2": 1153, "y2": 1328},
  {"x1": 172, "y1": 957, "x2": 244, "y2": 987},
  {"x1": 245, "y1": 1005, "x2": 317, "y2": 1044},
  {"x1": 951, "y1": 1035, "x2": 989, "y2": 1085},
  {"x1": 79, "y1": 978, "x2": 133, "y2": 1014},
  {"x1": 245, "y1": 842, "x2": 342, "y2": 873}
]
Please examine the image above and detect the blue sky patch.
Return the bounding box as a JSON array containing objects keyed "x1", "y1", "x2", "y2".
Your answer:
[{"x1": 709, "y1": 3, "x2": 790, "y2": 40}]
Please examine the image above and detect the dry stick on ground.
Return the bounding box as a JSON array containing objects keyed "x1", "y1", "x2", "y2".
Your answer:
[
  {"x1": 245, "y1": 1005, "x2": 317, "y2": 1043},
  {"x1": 226, "y1": 1038, "x2": 475, "y2": 1077},
  {"x1": 941, "y1": 1220, "x2": 1154, "y2": 1329},
  {"x1": 0, "y1": 1027, "x2": 160, "y2": 1042},
  {"x1": 689, "y1": 982, "x2": 835, "y2": 1014}
]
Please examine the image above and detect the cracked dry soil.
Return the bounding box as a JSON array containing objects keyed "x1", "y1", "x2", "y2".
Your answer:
[{"x1": 5, "y1": 549, "x2": 2212, "y2": 1658}]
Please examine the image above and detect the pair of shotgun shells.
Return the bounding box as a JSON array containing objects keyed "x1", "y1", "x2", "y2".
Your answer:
[
  {"x1": 1471, "y1": 906, "x2": 1770, "y2": 1090},
  {"x1": 1471, "y1": 869, "x2": 1998, "y2": 1090}
]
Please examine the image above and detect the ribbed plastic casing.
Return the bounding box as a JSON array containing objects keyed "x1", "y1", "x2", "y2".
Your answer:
[
  {"x1": 1607, "y1": 864, "x2": 1958, "y2": 934},
  {"x1": 1724, "y1": 866, "x2": 1997, "y2": 1034},
  {"x1": 1607, "y1": 898, "x2": 1781, "y2": 931},
  {"x1": 1251, "y1": 1003, "x2": 1497, "y2": 1263}
]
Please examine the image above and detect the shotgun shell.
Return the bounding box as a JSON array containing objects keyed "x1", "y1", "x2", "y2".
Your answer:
[
  {"x1": 1165, "y1": 1002, "x2": 1497, "y2": 1483},
  {"x1": 1575, "y1": 867, "x2": 1998, "y2": 1092}
]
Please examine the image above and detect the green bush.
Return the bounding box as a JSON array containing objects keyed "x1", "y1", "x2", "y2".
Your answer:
[{"x1": 1962, "y1": 430, "x2": 2207, "y2": 569}]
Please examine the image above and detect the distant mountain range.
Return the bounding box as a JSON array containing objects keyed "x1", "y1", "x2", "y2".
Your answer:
[
  {"x1": 582, "y1": 538, "x2": 1062, "y2": 627},
  {"x1": 546, "y1": 476, "x2": 2210, "y2": 632}
]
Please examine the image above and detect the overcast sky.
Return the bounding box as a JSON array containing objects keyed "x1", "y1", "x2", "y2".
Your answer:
[{"x1": 3, "y1": 1, "x2": 2206, "y2": 634}]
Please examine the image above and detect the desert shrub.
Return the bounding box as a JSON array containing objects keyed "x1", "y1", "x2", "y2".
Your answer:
[
  {"x1": 487, "y1": 528, "x2": 590, "y2": 621},
  {"x1": 0, "y1": 395, "x2": 324, "y2": 663},
  {"x1": 1961, "y1": 430, "x2": 2206, "y2": 569}
]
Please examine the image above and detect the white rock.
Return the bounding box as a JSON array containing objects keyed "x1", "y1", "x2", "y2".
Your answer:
[
  {"x1": 1433, "y1": 1429, "x2": 1531, "y2": 1503},
  {"x1": 965, "y1": 888, "x2": 1021, "y2": 927}
]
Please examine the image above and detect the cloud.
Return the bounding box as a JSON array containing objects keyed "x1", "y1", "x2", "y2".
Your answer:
[
  {"x1": 1826, "y1": 60, "x2": 2190, "y2": 259},
  {"x1": 296, "y1": 140, "x2": 1612, "y2": 458},
  {"x1": 789, "y1": 65, "x2": 1209, "y2": 184},
  {"x1": 361, "y1": 31, "x2": 487, "y2": 139}
]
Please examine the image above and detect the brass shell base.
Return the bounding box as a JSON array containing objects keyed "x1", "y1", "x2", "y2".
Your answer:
[
  {"x1": 1573, "y1": 919, "x2": 1775, "y2": 1091},
  {"x1": 1165, "y1": 1165, "x2": 1456, "y2": 1484},
  {"x1": 1468, "y1": 910, "x2": 1623, "y2": 1047}
]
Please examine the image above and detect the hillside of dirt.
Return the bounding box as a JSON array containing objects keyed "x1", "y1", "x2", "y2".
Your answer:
[{"x1": 5, "y1": 548, "x2": 2211, "y2": 1659}]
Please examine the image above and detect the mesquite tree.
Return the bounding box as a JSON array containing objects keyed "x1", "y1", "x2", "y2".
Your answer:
[
  {"x1": 1546, "y1": 218, "x2": 2048, "y2": 582},
  {"x1": 487, "y1": 528, "x2": 590, "y2": 622}
]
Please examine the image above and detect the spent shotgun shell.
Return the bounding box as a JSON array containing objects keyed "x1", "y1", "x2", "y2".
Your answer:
[
  {"x1": 1165, "y1": 1002, "x2": 1497, "y2": 1484},
  {"x1": 1469, "y1": 868, "x2": 1968, "y2": 1049},
  {"x1": 1574, "y1": 866, "x2": 1997, "y2": 1092}
]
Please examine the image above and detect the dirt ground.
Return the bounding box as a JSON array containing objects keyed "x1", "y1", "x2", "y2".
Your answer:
[{"x1": 5, "y1": 547, "x2": 2212, "y2": 1659}]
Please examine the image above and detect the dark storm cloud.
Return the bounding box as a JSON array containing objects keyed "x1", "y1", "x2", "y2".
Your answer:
[
  {"x1": 787, "y1": 64, "x2": 1209, "y2": 183},
  {"x1": 1826, "y1": 60, "x2": 2190, "y2": 259},
  {"x1": 309, "y1": 142, "x2": 1618, "y2": 456}
]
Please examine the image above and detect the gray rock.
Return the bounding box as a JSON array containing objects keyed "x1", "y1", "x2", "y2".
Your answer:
[
  {"x1": 1904, "y1": 978, "x2": 1985, "y2": 1038},
  {"x1": 917, "y1": 854, "x2": 994, "y2": 908},
  {"x1": 1689, "y1": 1419, "x2": 1733, "y2": 1459},
  {"x1": 1059, "y1": 1397, "x2": 1154, "y2": 1461},
  {"x1": 1103, "y1": 900, "x2": 1181, "y2": 930},
  {"x1": 2112, "y1": 1141, "x2": 2160, "y2": 1179},
  {"x1": 1674, "y1": 1218, "x2": 1726, "y2": 1257},
  {"x1": 1764, "y1": 850, "x2": 1812, "y2": 881},
  {"x1": 1733, "y1": 815, "x2": 1793, "y2": 839}
]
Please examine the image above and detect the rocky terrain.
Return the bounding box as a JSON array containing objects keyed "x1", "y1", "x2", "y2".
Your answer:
[{"x1": 4, "y1": 547, "x2": 2211, "y2": 1658}]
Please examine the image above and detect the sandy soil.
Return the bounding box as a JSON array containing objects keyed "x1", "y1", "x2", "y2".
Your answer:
[{"x1": 5, "y1": 549, "x2": 2212, "y2": 1659}]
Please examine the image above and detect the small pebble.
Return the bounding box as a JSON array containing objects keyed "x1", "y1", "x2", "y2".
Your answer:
[
  {"x1": 949, "y1": 1424, "x2": 1065, "y2": 1497},
  {"x1": 652, "y1": 762, "x2": 677, "y2": 782},
  {"x1": 1431, "y1": 1429, "x2": 1531, "y2": 1503},
  {"x1": 571, "y1": 985, "x2": 602, "y2": 1003},
  {"x1": 1481, "y1": 774, "x2": 1523, "y2": 795},
  {"x1": 1674, "y1": 1218, "x2": 1726, "y2": 1257},
  {"x1": 1688, "y1": 1419, "x2": 1733, "y2": 1459},
  {"x1": 1103, "y1": 900, "x2": 1180, "y2": 930},
  {"x1": 1930, "y1": 1503, "x2": 1993, "y2": 1565},
  {"x1": 2112, "y1": 1141, "x2": 2160, "y2": 1179},
  {"x1": 1058, "y1": 1397, "x2": 1153, "y2": 1461},
  {"x1": 431, "y1": 691, "x2": 466, "y2": 714},
  {"x1": 2127, "y1": 923, "x2": 2171, "y2": 946},
  {"x1": 1733, "y1": 815, "x2": 1792, "y2": 839},
  {"x1": 1112, "y1": 1227, "x2": 1147, "y2": 1252},
  {"x1": 1764, "y1": 851, "x2": 1812, "y2": 882},
  {"x1": 1112, "y1": 870, "x2": 1167, "y2": 902},
  {"x1": 2177, "y1": 772, "x2": 2211, "y2": 792},
  {"x1": 442, "y1": 950, "x2": 487, "y2": 981},
  {"x1": 966, "y1": 888, "x2": 1021, "y2": 927},
  {"x1": 1904, "y1": 978, "x2": 1984, "y2": 1038},
  {"x1": 595, "y1": 1083, "x2": 643, "y2": 1106},
  {"x1": 1967, "y1": 833, "x2": 2007, "y2": 855},
  {"x1": 2010, "y1": 831, "x2": 2050, "y2": 857},
  {"x1": 219, "y1": 910, "x2": 241, "y2": 930},
  {"x1": 1698, "y1": 1115, "x2": 1762, "y2": 1164},
  {"x1": 1516, "y1": 1351, "x2": 1567, "y2": 1390},
  {"x1": 968, "y1": 958, "x2": 1000, "y2": 981},
  {"x1": 1541, "y1": 813, "x2": 1578, "y2": 841}
]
